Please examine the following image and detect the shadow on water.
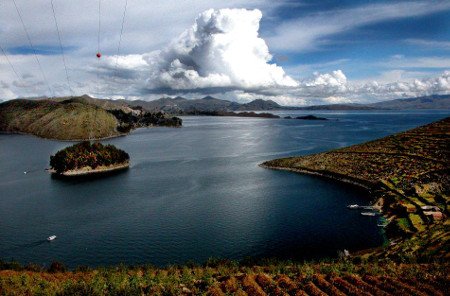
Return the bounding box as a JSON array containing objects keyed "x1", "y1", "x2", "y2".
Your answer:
[
  {"x1": 50, "y1": 167, "x2": 129, "y2": 183},
  {"x1": 1, "y1": 240, "x2": 48, "y2": 253}
]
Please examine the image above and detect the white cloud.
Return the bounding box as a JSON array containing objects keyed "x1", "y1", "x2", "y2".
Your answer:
[
  {"x1": 405, "y1": 39, "x2": 450, "y2": 50},
  {"x1": 379, "y1": 56, "x2": 450, "y2": 69},
  {"x1": 322, "y1": 96, "x2": 355, "y2": 104},
  {"x1": 358, "y1": 71, "x2": 450, "y2": 98},
  {"x1": 110, "y1": 8, "x2": 298, "y2": 92}
]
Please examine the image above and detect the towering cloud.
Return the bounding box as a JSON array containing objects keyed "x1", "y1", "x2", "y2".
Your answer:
[{"x1": 109, "y1": 8, "x2": 298, "y2": 92}]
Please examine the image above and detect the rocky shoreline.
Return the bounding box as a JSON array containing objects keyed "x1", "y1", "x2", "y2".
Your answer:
[
  {"x1": 49, "y1": 162, "x2": 130, "y2": 176},
  {"x1": 259, "y1": 163, "x2": 374, "y2": 191}
]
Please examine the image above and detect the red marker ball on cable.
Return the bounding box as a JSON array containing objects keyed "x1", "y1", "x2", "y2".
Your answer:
[{"x1": 96, "y1": 52, "x2": 101, "y2": 58}]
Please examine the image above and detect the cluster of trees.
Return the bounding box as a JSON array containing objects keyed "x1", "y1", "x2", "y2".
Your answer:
[
  {"x1": 50, "y1": 141, "x2": 129, "y2": 173},
  {"x1": 108, "y1": 109, "x2": 182, "y2": 133}
]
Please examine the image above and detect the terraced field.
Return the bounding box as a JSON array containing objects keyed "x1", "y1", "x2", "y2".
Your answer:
[
  {"x1": 262, "y1": 117, "x2": 449, "y2": 260},
  {"x1": 1, "y1": 262, "x2": 448, "y2": 295},
  {"x1": 207, "y1": 272, "x2": 448, "y2": 296}
]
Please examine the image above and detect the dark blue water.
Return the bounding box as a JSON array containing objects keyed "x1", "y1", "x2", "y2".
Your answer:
[{"x1": 0, "y1": 110, "x2": 448, "y2": 267}]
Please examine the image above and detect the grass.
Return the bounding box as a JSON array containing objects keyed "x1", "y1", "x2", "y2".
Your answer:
[{"x1": 409, "y1": 214, "x2": 426, "y2": 232}]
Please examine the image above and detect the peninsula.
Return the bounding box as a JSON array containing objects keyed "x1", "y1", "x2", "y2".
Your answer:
[
  {"x1": 0, "y1": 95, "x2": 182, "y2": 141},
  {"x1": 49, "y1": 141, "x2": 130, "y2": 176},
  {"x1": 262, "y1": 117, "x2": 449, "y2": 260}
]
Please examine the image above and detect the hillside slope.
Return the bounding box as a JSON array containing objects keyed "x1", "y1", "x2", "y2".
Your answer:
[
  {"x1": 298, "y1": 94, "x2": 450, "y2": 110},
  {"x1": 262, "y1": 117, "x2": 450, "y2": 260},
  {"x1": 0, "y1": 96, "x2": 182, "y2": 140},
  {"x1": 0, "y1": 99, "x2": 120, "y2": 140},
  {"x1": 369, "y1": 94, "x2": 450, "y2": 109}
]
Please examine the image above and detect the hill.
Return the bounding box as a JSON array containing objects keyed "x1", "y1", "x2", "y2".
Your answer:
[
  {"x1": 0, "y1": 98, "x2": 120, "y2": 140},
  {"x1": 368, "y1": 94, "x2": 450, "y2": 109},
  {"x1": 0, "y1": 96, "x2": 182, "y2": 140},
  {"x1": 262, "y1": 117, "x2": 450, "y2": 261},
  {"x1": 297, "y1": 103, "x2": 375, "y2": 110},
  {"x1": 123, "y1": 96, "x2": 241, "y2": 113},
  {"x1": 238, "y1": 99, "x2": 282, "y2": 111},
  {"x1": 297, "y1": 94, "x2": 450, "y2": 110}
]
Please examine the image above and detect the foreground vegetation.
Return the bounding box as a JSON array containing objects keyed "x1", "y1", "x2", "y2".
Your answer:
[
  {"x1": 50, "y1": 141, "x2": 129, "y2": 174},
  {"x1": 262, "y1": 117, "x2": 450, "y2": 260},
  {"x1": 0, "y1": 259, "x2": 448, "y2": 295}
]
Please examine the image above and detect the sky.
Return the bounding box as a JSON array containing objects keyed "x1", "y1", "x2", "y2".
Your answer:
[{"x1": 0, "y1": 0, "x2": 449, "y2": 106}]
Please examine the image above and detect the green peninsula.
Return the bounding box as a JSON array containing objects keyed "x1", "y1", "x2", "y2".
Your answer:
[
  {"x1": 50, "y1": 141, "x2": 130, "y2": 176},
  {"x1": 262, "y1": 117, "x2": 449, "y2": 261},
  {"x1": 0, "y1": 95, "x2": 182, "y2": 140}
]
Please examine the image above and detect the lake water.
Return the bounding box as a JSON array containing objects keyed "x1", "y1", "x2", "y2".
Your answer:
[{"x1": 1, "y1": 110, "x2": 448, "y2": 267}]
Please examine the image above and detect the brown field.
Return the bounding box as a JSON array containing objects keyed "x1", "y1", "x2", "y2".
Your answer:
[{"x1": 0, "y1": 262, "x2": 448, "y2": 295}]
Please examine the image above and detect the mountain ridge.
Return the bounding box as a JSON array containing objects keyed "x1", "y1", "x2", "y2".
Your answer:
[{"x1": 4, "y1": 94, "x2": 449, "y2": 114}]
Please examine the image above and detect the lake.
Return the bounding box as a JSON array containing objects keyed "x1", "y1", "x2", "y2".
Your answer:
[{"x1": 0, "y1": 110, "x2": 448, "y2": 267}]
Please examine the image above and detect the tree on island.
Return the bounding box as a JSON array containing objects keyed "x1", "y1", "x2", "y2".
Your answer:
[{"x1": 50, "y1": 141, "x2": 129, "y2": 174}]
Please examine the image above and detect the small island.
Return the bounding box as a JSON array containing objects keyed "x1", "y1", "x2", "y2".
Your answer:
[
  {"x1": 295, "y1": 115, "x2": 328, "y2": 120},
  {"x1": 49, "y1": 141, "x2": 130, "y2": 176}
]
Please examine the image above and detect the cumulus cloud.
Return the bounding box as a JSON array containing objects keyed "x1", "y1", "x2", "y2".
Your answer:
[
  {"x1": 322, "y1": 96, "x2": 355, "y2": 104},
  {"x1": 301, "y1": 70, "x2": 348, "y2": 95},
  {"x1": 359, "y1": 71, "x2": 450, "y2": 98},
  {"x1": 111, "y1": 8, "x2": 298, "y2": 93}
]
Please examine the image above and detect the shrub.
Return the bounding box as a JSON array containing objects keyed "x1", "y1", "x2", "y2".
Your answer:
[{"x1": 48, "y1": 261, "x2": 67, "y2": 273}]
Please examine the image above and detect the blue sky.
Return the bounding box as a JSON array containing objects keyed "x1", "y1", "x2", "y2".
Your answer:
[
  {"x1": 1, "y1": 0, "x2": 449, "y2": 105},
  {"x1": 260, "y1": 1, "x2": 450, "y2": 80}
]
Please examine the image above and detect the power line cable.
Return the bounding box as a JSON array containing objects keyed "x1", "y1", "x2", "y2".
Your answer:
[
  {"x1": 0, "y1": 45, "x2": 22, "y2": 82},
  {"x1": 50, "y1": 0, "x2": 73, "y2": 96},
  {"x1": 115, "y1": 0, "x2": 128, "y2": 70},
  {"x1": 96, "y1": 0, "x2": 101, "y2": 100},
  {"x1": 12, "y1": 0, "x2": 54, "y2": 97}
]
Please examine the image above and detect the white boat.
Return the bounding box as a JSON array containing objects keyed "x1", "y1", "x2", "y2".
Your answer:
[
  {"x1": 47, "y1": 235, "x2": 57, "y2": 241},
  {"x1": 361, "y1": 212, "x2": 376, "y2": 216},
  {"x1": 347, "y1": 204, "x2": 359, "y2": 209}
]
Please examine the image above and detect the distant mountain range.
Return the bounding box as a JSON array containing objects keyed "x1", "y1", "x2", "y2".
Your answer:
[
  {"x1": 121, "y1": 94, "x2": 450, "y2": 112},
  {"x1": 113, "y1": 96, "x2": 283, "y2": 113},
  {"x1": 8, "y1": 94, "x2": 450, "y2": 113},
  {"x1": 297, "y1": 95, "x2": 450, "y2": 110}
]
